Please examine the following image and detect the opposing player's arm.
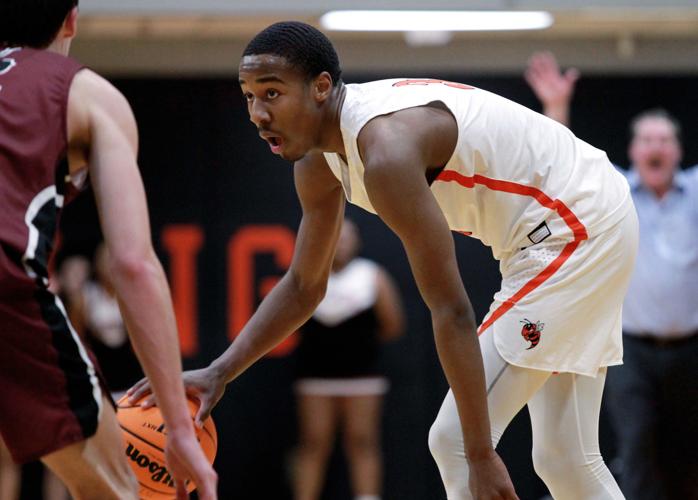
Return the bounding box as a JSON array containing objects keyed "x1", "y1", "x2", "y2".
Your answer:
[
  {"x1": 358, "y1": 108, "x2": 494, "y2": 458},
  {"x1": 208, "y1": 152, "x2": 345, "y2": 383},
  {"x1": 68, "y1": 70, "x2": 217, "y2": 498}
]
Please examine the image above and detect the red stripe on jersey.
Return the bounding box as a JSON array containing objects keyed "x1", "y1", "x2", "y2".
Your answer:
[{"x1": 434, "y1": 170, "x2": 588, "y2": 334}]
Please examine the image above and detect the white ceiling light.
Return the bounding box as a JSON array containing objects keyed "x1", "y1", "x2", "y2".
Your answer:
[{"x1": 320, "y1": 10, "x2": 553, "y2": 32}]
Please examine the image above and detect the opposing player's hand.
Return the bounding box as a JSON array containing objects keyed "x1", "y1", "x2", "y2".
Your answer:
[
  {"x1": 468, "y1": 451, "x2": 519, "y2": 500},
  {"x1": 127, "y1": 367, "x2": 227, "y2": 428},
  {"x1": 524, "y1": 51, "x2": 579, "y2": 108},
  {"x1": 165, "y1": 426, "x2": 218, "y2": 500}
]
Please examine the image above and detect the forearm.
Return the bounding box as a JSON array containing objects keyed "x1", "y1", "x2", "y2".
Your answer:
[
  {"x1": 543, "y1": 103, "x2": 570, "y2": 127},
  {"x1": 432, "y1": 309, "x2": 493, "y2": 460},
  {"x1": 209, "y1": 272, "x2": 323, "y2": 383},
  {"x1": 111, "y1": 253, "x2": 193, "y2": 433}
]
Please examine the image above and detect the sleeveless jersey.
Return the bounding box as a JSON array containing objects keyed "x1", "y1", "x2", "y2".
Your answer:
[
  {"x1": 296, "y1": 258, "x2": 383, "y2": 379},
  {"x1": 0, "y1": 47, "x2": 84, "y2": 299},
  {"x1": 323, "y1": 79, "x2": 631, "y2": 261}
]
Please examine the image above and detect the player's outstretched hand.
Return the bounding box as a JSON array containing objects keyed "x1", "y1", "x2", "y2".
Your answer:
[
  {"x1": 127, "y1": 367, "x2": 227, "y2": 428},
  {"x1": 165, "y1": 426, "x2": 218, "y2": 500},
  {"x1": 468, "y1": 450, "x2": 519, "y2": 500}
]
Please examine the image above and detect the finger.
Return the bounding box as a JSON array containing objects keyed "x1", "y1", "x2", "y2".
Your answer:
[
  {"x1": 195, "y1": 401, "x2": 213, "y2": 428},
  {"x1": 126, "y1": 377, "x2": 147, "y2": 396},
  {"x1": 175, "y1": 477, "x2": 188, "y2": 500},
  {"x1": 140, "y1": 395, "x2": 156, "y2": 409},
  {"x1": 564, "y1": 67, "x2": 580, "y2": 83},
  {"x1": 128, "y1": 382, "x2": 153, "y2": 404}
]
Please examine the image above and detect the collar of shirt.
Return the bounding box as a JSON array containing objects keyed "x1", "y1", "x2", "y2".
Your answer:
[{"x1": 626, "y1": 166, "x2": 687, "y2": 195}]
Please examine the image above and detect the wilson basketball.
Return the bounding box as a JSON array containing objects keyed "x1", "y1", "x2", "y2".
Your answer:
[{"x1": 116, "y1": 395, "x2": 217, "y2": 499}]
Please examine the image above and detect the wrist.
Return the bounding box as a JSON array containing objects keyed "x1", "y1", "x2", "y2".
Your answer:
[
  {"x1": 466, "y1": 446, "x2": 497, "y2": 463},
  {"x1": 208, "y1": 359, "x2": 231, "y2": 385}
]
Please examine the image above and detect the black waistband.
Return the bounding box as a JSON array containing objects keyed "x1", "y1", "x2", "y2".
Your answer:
[{"x1": 624, "y1": 330, "x2": 698, "y2": 347}]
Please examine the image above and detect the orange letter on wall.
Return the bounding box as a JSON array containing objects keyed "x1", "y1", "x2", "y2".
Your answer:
[
  {"x1": 161, "y1": 225, "x2": 204, "y2": 357},
  {"x1": 228, "y1": 225, "x2": 298, "y2": 357}
]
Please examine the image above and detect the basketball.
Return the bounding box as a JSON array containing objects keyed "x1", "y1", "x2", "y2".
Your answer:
[{"x1": 116, "y1": 395, "x2": 217, "y2": 499}]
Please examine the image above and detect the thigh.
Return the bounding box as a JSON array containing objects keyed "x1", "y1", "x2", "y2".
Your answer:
[
  {"x1": 41, "y1": 397, "x2": 138, "y2": 500},
  {"x1": 339, "y1": 395, "x2": 383, "y2": 443},
  {"x1": 528, "y1": 369, "x2": 606, "y2": 458},
  {"x1": 0, "y1": 295, "x2": 103, "y2": 464},
  {"x1": 433, "y1": 331, "x2": 551, "y2": 447},
  {"x1": 296, "y1": 394, "x2": 340, "y2": 445}
]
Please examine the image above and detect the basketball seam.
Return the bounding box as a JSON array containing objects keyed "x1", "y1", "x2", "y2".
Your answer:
[{"x1": 120, "y1": 424, "x2": 166, "y2": 453}]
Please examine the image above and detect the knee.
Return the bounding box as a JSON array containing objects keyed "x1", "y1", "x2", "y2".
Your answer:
[
  {"x1": 428, "y1": 415, "x2": 461, "y2": 466},
  {"x1": 533, "y1": 444, "x2": 608, "y2": 488},
  {"x1": 298, "y1": 432, "x2": 334, "y2": 458},
  {"x1": 344, "y1": 431, "x2": 379, "y2": 458}
]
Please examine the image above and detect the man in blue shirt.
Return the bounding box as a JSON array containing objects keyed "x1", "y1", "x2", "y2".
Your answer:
[{"x1": 526, "y1": 52, "x2": 698, "y2": 500}]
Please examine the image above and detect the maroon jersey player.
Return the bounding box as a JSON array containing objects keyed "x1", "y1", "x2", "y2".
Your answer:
[{"x1": 0, "y1": 2, "x2": 216, "y2": 498}]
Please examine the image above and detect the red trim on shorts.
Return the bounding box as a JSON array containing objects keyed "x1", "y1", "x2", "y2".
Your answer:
[{"x1": 434, "y1": 170, "x2": 589, "y2": 334}]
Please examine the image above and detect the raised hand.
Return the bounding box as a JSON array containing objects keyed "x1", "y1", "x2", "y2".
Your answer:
[{"x1": 524, "y1": 51, "x2": 579, "y2": 126}]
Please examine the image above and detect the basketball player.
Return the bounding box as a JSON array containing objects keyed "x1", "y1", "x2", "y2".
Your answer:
[
  {"x1": 0, "y1": 2, "x2": 217, "y2": 499},
  {"x1": 130, "y1": 22, "x2": 637, "y2": 499}
]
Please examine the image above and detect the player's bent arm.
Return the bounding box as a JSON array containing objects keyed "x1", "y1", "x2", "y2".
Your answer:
[
  {"x1": 69, "y1": 70, "x2": 197, "y2": 433},
  {"x1": 208, "y1": 152, "x2": 345, "y2": 384},
  {"x1": 358, "y1": 113, "x2": 495, "y2": 461},
  {"x1": 71, "y1": 71, "x2": 217, "y2": 497},
  {"x1": 374, "y1": 268, "x2": 406, "y2": 342}
]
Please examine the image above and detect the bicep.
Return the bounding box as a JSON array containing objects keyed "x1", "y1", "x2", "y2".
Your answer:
[{"x1": 76, "y1": 72, "x2": 151, "y2": 260}]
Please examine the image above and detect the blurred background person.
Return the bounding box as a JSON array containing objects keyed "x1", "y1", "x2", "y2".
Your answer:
[
  {"x1": 69, "y1": 244, "x2": 144, "y2": 401},
  {"x1": 526, "y1": 51, "x2": 698, "y2": 500},
  {"x1": 293, "y1": 219, "x2": 405, "y2": 500}
]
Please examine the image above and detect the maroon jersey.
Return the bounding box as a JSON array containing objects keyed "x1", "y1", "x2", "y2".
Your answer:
[
  {"x1": 0, "y1": 47, "x2": 83, "y2": 300},
  {"x1": 0, "y1": 48, "x2": 103, "y2": 464}
]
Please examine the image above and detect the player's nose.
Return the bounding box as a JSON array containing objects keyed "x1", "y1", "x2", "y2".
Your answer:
[{"x1": 249, "y1": 100, "x2": 271, "y2": 127}]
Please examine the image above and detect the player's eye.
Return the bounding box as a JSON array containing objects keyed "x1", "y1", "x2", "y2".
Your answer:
[
  {"x1": 244, "y1": 92, "x2": 254, "y2": 102},
  {"x1": 266, "y1": 89, "x2": 279, "y2": 99}
]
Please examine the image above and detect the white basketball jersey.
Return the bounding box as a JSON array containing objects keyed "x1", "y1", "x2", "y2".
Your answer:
[{"x1": 324, "y1": 79, "x2": 631, "y2": 261}]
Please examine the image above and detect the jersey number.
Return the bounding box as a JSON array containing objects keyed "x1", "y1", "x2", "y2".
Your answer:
[{"x1": 393, "y1": 79, "x2": 473, "y2": 90}]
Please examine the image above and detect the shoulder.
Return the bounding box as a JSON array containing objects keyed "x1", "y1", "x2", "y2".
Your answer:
[
  {"x1": 70, "y1": 69, "x2": 131, "y2": 112},
  {"x1": 68, "y1": 69, "x2": 136, "y2": 145},
  {"x1": 293, "y1": 152, "x2": 341, "y2": 201},
  {"x1": 679, "y1": 164, "x2": 698, "y2": 187}
]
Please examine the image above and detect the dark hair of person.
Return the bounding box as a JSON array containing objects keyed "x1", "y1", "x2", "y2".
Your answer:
[
  {"x1": 630, "y1": 108, "x2": 682, "y2": 143},
  {"x1": 0, "y1": 0, "x2": 79, "y2": 49},
  {"x1": 242, "y1": 21, "x2": 342, "y2": 86}
]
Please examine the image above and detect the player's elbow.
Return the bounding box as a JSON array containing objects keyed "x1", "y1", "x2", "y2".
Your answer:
[
  {"x1": 431, "y1": 302, "x2": 478, "y2": 337},
  {"x1": 108, "y1": 250, "x2": 159, "y2": 285},
  {"x1": 289, "y1": 271, "x2": 328, "y2": 311}
]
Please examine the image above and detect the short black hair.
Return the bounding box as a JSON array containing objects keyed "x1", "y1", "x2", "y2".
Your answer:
[
  {"x1": 0, "y1": 0, "x2": 78, "y2": 49},
  {"x1": 630, "y1": 108, "x2": 682, "y2": 143},
  {"x1": 243, "y1": 21, "x2": 342, "y2": 86}
]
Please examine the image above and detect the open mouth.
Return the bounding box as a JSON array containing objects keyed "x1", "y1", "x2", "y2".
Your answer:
[
  {"x1": 648, "y1": 157, "x2": 664, "y2": 170},
  {"x1": 262, "y1": 134, "x2": 284, "y2": 154}
]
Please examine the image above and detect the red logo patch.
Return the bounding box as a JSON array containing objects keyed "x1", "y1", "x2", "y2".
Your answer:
[{"x1": 520, "y1": 319, "x2": 544, "y2": 350}]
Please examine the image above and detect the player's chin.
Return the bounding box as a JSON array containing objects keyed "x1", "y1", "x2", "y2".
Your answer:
[{"x1": 281, "y1": 149, "x2": 306, "y2": 163}]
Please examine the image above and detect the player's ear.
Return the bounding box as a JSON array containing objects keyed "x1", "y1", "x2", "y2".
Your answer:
[
  {"x1": 313, "y1": 72, "x2": 333, "y2": 103},
  {"x1": 62, "y1": 7, "x2": 79, "y2": 40}
]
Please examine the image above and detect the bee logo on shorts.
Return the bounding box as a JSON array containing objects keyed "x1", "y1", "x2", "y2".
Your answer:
[{"x1": 520, "y1": 319, "x2": 544, "y2": 349}]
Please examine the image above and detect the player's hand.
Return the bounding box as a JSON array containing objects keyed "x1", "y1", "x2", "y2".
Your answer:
[
  {"x1": 127, "y1": 367, "x2": 227, "y2": 428},
  {"x1": 164, "y1": 426, "x2": 218, "y2": 500},
  {"x1": 524, "y1": 51, "x2": 579, "y2": 108},
  {"x1": 468, "y1": 450, "x2": 519, "y2": 500}
]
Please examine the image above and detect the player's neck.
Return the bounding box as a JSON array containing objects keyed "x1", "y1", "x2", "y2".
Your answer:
[
  {"x1": 315, "y1": 83, "x2": 347, "y2": 156},
  {"x1": 46, "y1": 38, "x2": 71, "y2": 56}
]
